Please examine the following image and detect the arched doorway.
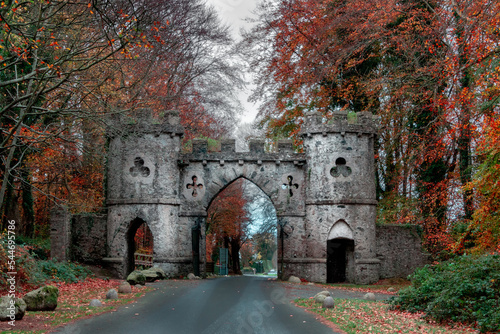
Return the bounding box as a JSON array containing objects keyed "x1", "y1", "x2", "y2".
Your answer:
[
  {"x1": 126, "y1": 218, "x2": 154, "y2": 275},
  {"x1": 327, "y1": 221, "x2": 354, "y2": 283}
]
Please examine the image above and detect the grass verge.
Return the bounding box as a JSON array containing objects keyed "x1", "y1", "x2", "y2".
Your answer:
[
  {"x1": 313, "y1": 278, "x2": 412, "y2": 294},
  {"x1": 0, "y1": 278, "x2": 152, "y2": 333},
  {"x1": 294, "y1": 298, "x2": 480, "y2": 334}
]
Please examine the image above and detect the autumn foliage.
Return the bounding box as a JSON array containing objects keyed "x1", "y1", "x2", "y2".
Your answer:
[
  {"x1": 0, "y1": 0, "x2": 242, "y2": 236},
  {"x1": 206, "y1": 179, "x2": 250, "y2": 274},
  {"x1": 243, "y1": 0, "x2": 500, "y2": 257}
]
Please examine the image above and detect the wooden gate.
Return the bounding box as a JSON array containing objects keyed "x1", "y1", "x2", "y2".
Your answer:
[{"x1": 134, "y1": 252, "x2": 153, "y2": 269}]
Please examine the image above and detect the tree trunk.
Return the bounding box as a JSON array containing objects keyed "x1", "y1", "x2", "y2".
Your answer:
[{"x1": 230, "y1": 238, "x2": 241, "y2": 275}]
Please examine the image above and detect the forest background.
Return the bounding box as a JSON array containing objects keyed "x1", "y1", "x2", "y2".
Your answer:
[{"x1": 1, "y1": 0, "x2": 499, "y2": 264}]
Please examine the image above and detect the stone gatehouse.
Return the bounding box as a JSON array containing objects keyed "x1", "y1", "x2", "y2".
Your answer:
[{"x1": 51, "y1": 110, "x2": 428, "y2": 284}]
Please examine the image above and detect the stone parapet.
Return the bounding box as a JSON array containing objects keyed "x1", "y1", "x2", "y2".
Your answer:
[
  {"x1": 249, "y1": 139, "x2": 266, "y2": 153},
  {"x1": 179, "y1": 138, "x2": 304, "y2": 163},
  {"x1": 106, "y1": 110, "x2": 184, "y2": 139},
  {"x1": 221, "y1": 139, "x2": 236, "y2": 153},
  {"x1": 179, "y1": 152, "x2": 306, "y2": 165},
  {"x1": 300, "y1": 111, "x2": 379, "y2": 137},
  {"x1": 107, "y1": 198, "x2": 181, "y2": 206}
]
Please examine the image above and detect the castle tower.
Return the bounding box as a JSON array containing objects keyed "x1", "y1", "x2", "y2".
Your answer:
[
  {"x1": 105, "y1": 111, "x2": 184, "y2": 277},
  {"x1": 301, "y1": 110, "x2": 379, "y2": 284}
]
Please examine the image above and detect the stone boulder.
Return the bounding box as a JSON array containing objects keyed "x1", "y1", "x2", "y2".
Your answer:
[
  {"x1": 141, "y1": 268, "x2": 166, "y2": 282},
  {"x1": 89, "y1": 299, "x2": 102, "y2": 307},
  {"x1": 147, "y1": 267, "x2": 166, "y2": 279},
  {"x1": 322, "y1": 296, "x2": 335, "y2": 309},
  {"x1": 23, "y1": 285, "x2": 58, "y2": 311},
  {"x1": 118, "y1": 282, "x2": 132, "y2": 294},
  {"x1": 364, "y1": 292, "x2": 376, "y2": 301},
  {"x1": 315, "y1": 290, "x2": 331, "y2": 297},
  {"x1": 0, "y1": 296, "x2": 26, "y2": 321},
  {"x1": 288, "y1": 275, "x2": 301, "y2": 283},
  {"x1": 314, "y1": 294, "x2": 327, "y2": 304},
  {"x1": 313, "y1": 290, "x2": 331, "y2": 304},
  {"x1": 127, "y1": 271, "x2": 146, "y2": 286},
  {"x1": 106, "y1": 289, "x2": 118, "y2": 300}
]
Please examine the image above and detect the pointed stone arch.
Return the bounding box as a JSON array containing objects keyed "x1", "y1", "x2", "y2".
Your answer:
[
  {"x1": 206, "y1": 175, "x2": 277, "y2": 211},
  {"x1": 125, "y1": 218, "x2": 154, "y2": 275},
  {"x1": 204, "y1": 176, "x2": 278, "y2": 276},
  {"x1": 328, "y1": 220, "x2": 354, "y2": 240}
]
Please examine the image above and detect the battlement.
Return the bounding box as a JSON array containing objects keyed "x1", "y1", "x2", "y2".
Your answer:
[
  {"x1": 300, "y1": 111, "x2": 379, "y2": 138},
  {"x1": 106, "y1": 109, "x2": 184, "y2": 138},
  {"x1": 181, "y1": 138, "x2": 305, "y2": 165}
]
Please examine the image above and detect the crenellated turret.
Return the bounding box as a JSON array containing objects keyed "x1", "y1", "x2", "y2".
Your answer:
[
  {"x1": 105, "y1": 110, "x2": 185, "y2": 276},
  {"x1": 300, "y1": 110, "x2": 378, "y2": 203},
  {"x1": 300, "y1": 110, "x2": 380, "y2": 284},
  {"x1": 106, "y1": 110, "x2": 184, "y2": 202}
]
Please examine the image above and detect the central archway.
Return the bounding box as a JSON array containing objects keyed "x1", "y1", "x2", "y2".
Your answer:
[{"x1": 204, "y1": 177, "x2": 278, "y2": 277}]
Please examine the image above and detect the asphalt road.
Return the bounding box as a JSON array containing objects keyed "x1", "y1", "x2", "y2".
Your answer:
[{"x1": 53, "y1": 275, "x2": 343, "y2": 334}]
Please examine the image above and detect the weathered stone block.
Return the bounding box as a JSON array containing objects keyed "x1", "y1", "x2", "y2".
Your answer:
[
  {"x1": 249, "y1": 139, "x2": 265, "y2": 153},
  {"x1": 192, "y1": 139, "x2": 208, "y2": 154},
  {"x1": 50, "y1": 207, "x2": 70, "y2": 262},
  {"x1": 221, "y1": 139, "x2": 235, "y2": 153},
  {"x1": 278, "y1": 140, "x2": 293, "y2": 153}
]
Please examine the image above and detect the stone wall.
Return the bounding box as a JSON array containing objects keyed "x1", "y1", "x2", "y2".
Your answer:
[
  {"x1": 376, "y1": 225, "x2": 430, "y2": 279},
  {"x1": 70, "y1": 214, "x2": 107, "y2": 264},
  {"x1": 50, "y1": 207, "x2": 71, "y2": 261},
  {"x1": 50, "y1": 209, "x2": 107, "y2": 265}
]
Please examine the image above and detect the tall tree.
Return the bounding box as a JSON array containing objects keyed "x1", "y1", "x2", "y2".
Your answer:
[
  {"x1": 242, "y1": 0, "x2": 500, "y2": 257},
  {"x1": 0, "y1": 0, "x2": 145, "y2": 230},
  {"x1": 206, "y1": 179, "x2": 250, "y2": 274},
  {"x1": 0, "y1": 0, "x2": 243, "y2": 234}
]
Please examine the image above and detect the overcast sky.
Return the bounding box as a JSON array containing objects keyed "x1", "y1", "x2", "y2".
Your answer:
[
  {"x1": 205, "y1": 0, "x2": 257, "y2": 39},
  {"x1": 205, "y1": 0, "x2": 260, "y2": 124}
]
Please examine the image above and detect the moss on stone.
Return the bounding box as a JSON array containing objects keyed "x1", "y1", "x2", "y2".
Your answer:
[{"x1": 23, "y1": 285, "x2": 59, "y2": 311}]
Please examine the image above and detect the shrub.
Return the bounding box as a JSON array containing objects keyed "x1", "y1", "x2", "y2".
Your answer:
[
  {"x1": 15, "y1": 235, "x2": 51, "y2": 260},
  {"x1": 29, "y1": 259, "x2": 93, "y2": 284},
  {"x1": 0, "y1": 233, "x2": 93, "y2": 290},
  {"x1": 390, "y1": 254, "x2": 500, "y2": 332}
]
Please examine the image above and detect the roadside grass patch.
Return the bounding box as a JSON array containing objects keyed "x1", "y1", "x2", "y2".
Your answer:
[
  {"x1": 1, "y1": 278, "x2": 152, "y2": 333},
  {"x1": 295, "y1": 298, "x2": 479, "y2": 334},
  {"x1": 306, "y1": 277, "x2": 411, "y2": 294}
]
